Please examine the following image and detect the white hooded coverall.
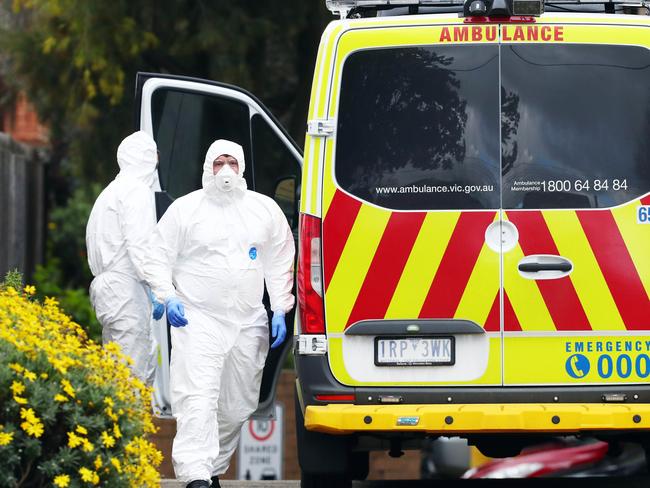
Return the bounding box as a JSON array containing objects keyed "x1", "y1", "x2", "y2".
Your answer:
[
  {"x1": 143, "y1": 140, "x2": 295, "y2": 482},
  {"x1": 86, "y1": 131, "x2": 158, "y2": 385}
]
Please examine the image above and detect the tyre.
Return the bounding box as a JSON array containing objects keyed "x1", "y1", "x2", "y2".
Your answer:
[
  {"x1": 349, "y1": 451, "x2": 369, "y2": 481},
  {"x1": 300, "y1": 473, "x2": 352, "y2": 488},
  {"x1": 295, "y1": 386, "x2": 355, "y2": 487}
]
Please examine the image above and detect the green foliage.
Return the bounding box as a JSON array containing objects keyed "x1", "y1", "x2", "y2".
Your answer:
[
  {"x1": 0, "y1": 0, "x2": 330, "y2": 185},
  {"x1": 46, "y1": 183, "x2": 101, "y2": 288},
  {"x1": 3, "y1": 0, "x2": 157, "y2": 122},
  {"x1": 1, "y1": 269, "x2": 23, "y2": 291},
  {"x1": 33, "y1": 184, "x2": 103, "y2": 342}
]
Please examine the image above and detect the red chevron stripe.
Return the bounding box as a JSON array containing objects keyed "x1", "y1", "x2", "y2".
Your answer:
[
  {"x1": 484, "y1": 290, "x2": 500, "y2": 332},
  {"x1": 484, "y1": 290, "x2": 520, "y2": 332},
  {"x1": 323, "y1": 191, "x2": 362, "y2": 291},
  {"x1": 577, "y1": 210, "x2": 650, "y2": 330},
  {"x1": 503, "y1": 290, "x2": 521, "y2": 332},
  {"x1": 419, "y1": 212, "x2": 496, "y2": 319},
  {"x1": 641, "y1": 195, "x2": 650, "y2": 205},
  {"x1": 345, "y1": 212, "x2": 426, "y2": 327},
  {"x1": 507, "y1": 211, "x2": 591, "y2": 331}
]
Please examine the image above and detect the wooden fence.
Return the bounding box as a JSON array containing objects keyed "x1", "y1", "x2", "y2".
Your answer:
[{"x1": 0, "y1": 132, "x2": 45, "y2": 281}]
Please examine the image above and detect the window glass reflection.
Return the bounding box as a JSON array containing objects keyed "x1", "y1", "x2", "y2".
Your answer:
[
  {"x1": 501, "y1": 44, "x2": 650, "y2": 209},
  {"x1": 335, "y1": 45, "x2": 500, "y2": 210},
  {"x1": 152, "y1": 89, "x2": 252, "y2": 199}
]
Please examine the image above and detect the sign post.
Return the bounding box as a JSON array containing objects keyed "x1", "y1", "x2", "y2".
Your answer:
[{"x1": 237, "y1": 403, "x2": 284, "y2": 480}]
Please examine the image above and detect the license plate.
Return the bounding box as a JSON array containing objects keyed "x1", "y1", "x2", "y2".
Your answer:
[{"x1": 374, "y1": 336, "x2": 455, "y2": 366}]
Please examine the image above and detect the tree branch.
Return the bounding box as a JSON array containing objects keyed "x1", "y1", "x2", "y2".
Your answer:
[{"x1": 16, "y1": 458, "x2": 34, "y2": 487}]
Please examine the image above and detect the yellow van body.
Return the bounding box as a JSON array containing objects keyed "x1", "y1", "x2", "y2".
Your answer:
[{"x1": 294, "y1": 10, "x2": 650, "y2": 478}]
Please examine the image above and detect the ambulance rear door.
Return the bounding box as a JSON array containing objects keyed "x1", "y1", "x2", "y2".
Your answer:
[
  {"x1": 320, "y1": 21, "x2": 504, "y2": 388},
  {"x1": 500, "y1": 21, "x2": 650, "y2": 386}
]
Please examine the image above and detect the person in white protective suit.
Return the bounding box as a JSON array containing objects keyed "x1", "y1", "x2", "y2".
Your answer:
[
  {"x1": 143, "y1": 139, "x2": 294, "y2": 488},
  {"x1": 86, "y1": 131, "x2": 164, "y2": 386}
]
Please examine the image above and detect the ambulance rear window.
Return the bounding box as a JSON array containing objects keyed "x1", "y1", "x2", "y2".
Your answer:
[
  {"x1": 501, "y1": 44, "x2": 650, "y2": 209},
  {"x1": 335, "y1": 45, "x2": 500, "y2": 211}
]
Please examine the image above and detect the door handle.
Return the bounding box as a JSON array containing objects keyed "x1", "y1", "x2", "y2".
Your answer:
[
  {"x1": 518, "y1": 262, "x2": 572, "y2": 273},
  {"x1": 517, "y1": 255, "x2": 573, "y2": 280}
]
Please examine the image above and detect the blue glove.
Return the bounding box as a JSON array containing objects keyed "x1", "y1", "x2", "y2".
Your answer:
[
  {"x1": 152, "y1": 300, "x2": 165, "y2": 321},
  {"x1": 148, "y1": 289, "x2": 165, "y2": 320},
  {"x1": 165, "y1": 297, "x2": 188, "y2": 328},
  {"x1": 270, "y1": 311, "x2": 286, "y2": 349}
]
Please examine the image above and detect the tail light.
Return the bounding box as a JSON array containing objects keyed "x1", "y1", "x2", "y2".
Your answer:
[
  {"x1": 297, "y1": 213, "x2": 325, "y2": 333},
  {"x1": 315, "y1": 394, "x2": 355, "y2": 402}
]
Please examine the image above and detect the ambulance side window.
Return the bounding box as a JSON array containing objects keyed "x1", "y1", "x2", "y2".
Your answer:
[
  {"x1": 501, "y1": 44, "x2": 650, "y2": 209},
  {"x1": 152, "y1": 88, "x2": 252, "y2": 199},
  {"x1": 335, "y1": 45, "x2": 500, "y2": 211},
  {"x1": 251, "y1": 114, "x2": 300, "y2": 230}
]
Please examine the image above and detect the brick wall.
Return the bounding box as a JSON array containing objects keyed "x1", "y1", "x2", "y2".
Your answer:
[
  {"x1": 2, "y1": 92, "x2": 49, "y2": 146},
  {"x1": 150, "y1": 370, "x2": 420, "y2": 481}
]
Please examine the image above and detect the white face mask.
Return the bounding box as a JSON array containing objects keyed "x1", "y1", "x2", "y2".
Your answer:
[{"x1": 215, "y1": 163, "x2": 237, "y2": 192}]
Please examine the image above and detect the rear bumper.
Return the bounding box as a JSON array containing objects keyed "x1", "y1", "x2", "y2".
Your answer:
[{"x1": 304, "y1": 403, "x2": 650, "y2": 435}]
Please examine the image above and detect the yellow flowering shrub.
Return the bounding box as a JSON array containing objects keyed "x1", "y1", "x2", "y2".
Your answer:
[{"x1": 0, "y1": 285, "x2": 161, "y2": 487}]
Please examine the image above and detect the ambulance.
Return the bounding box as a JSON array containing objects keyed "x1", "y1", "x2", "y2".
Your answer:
[{"x1": 137, "y1": 0, "x2": 650, "y2": 485}]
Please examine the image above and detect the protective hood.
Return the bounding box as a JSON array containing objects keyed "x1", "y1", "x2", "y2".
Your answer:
[
  {"x1": 202, "y1": 139, "x2": 247, "y2": 200},
  {"x1": 116, "y1": 131, "x2": 158, "y2": 187}
]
